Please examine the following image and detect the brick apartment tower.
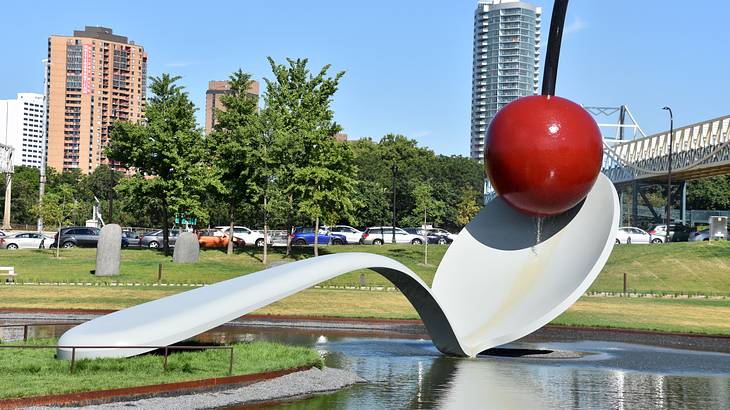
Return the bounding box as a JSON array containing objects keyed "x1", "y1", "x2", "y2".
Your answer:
[
  {"x1": 205, "y1": 80, "x2": 259, "y2": 135},
  {"x1": 46, "y1": 26, "x2": 147, "y2": 173}
]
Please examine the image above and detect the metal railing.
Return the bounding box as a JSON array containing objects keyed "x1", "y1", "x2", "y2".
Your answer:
[
  {"x1": 0, "y1": 322, "x2": 234, "y2": 374},
  {"x1": 601, "y1": 113, "x2": 730, "y2": 184}
]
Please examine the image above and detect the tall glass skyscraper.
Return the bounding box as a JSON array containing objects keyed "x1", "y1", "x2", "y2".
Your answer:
[{"x1": 471, "y1": 0, "x2": 541, "y2": 161}]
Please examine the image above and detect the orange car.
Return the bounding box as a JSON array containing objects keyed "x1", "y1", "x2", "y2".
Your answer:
[{"x1": 197, "y1": 229, "x2": 241, "y2": 248}]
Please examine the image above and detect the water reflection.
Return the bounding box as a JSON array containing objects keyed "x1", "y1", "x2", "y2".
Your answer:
[{"x1": 210, "y1": 326, "x2": 730, "y2": 410}]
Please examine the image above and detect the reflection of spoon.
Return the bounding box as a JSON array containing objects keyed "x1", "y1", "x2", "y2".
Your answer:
[
  {"x1": 57, "y1": 174, "x2": 618, "y2": 360},
  {"x1": 435, "y1": 359, "x2": 553, "y2": 409}
]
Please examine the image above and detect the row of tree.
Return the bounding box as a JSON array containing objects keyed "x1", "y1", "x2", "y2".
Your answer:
[{"x1": 0, "y1": 57, "x2": 485, "y2": 259}]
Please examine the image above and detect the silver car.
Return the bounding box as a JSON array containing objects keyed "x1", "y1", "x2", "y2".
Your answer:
[
  {"x1": 360, "y1": 226, "x2": 426, "y2": 245},
  {"x1": 0, "y1": 232, "x2": 55, "y2": 249},
  {"x1": 139, "y1": 229, "x2": 179, "y2": 249}
]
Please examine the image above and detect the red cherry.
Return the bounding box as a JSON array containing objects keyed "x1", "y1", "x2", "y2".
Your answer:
[{"x1": 485, "y1": 95, "x2": 603, "y2": 216}]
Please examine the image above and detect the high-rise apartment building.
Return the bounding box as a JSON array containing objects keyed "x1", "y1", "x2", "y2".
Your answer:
[
  {"x1": 471, "y1": 0, "x2": 541, "y2": 161},
  {"x1": 46, "y1": 26, "x2": 147, "y2": 173},
  {"x1": 0, "y1": 93, "x2": 45, "y2": 168},
  {"x1": 205, "y1": 80, "x2": 260, "y2": 135}
]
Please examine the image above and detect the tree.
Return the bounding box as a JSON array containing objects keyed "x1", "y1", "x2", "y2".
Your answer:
[
  {"x1": 84, "y1": 165, "x2": 122, "y2": 223},
  {"x1": 455, "y1": 186, "x2": 482, "y2": 228},
  {"x1": 262, "y1": 57, "x2": 350, "y2": 256},
  {"x1": 107, "y1": 74, "x2": 221, "y2": 255},
  {"x1": 33, "y1": 184, "x2": 80, "y2": 258},
  {"x1": 0, "y1": 166, "x2": 40, "y2": 227},
  {"x1": 687, "y1": 176, "x2": 730, "y2": 210},
  {"x1": 208, "y1": 69, "x2": 262, "y2": 255},
  {"x1": 351, "y1": 180, "x2": 390, "y2": 227},
  {"x1": 292, "y1": 137, "x2": 359, "y2": 256},
  {"x1": 409, "y1": 182, "x2": 445, "y2": 265},
  {"x1": 349, "y1": 135, "x2": 482, "y2": 231}
]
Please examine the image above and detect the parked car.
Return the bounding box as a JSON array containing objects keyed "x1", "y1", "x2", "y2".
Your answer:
[
  {"x1": 215, "y1": 226, "x2": 267, "y2": 247},
  {"x1": 53, "y1": 226, "x2": 101, "y2": 248},
  {"x1": 139, "y1": 229, "x2": 180, "y2": 249},
  {"x1": 690, "y1": 228, "x2": 730, "y2": 241},
  {"x1": 429, "y1": 228, "x2": 457, "y2": 243},
  {"x1": 648, "y1": 223, "x2": 690, "y2": 242},
  {"x1": 198, "y1": 229, "x2": 240, "y2": 248},
  {"x1": 291, "y1": 227, "x2": 347, "y2": 245},
  {"x1": 0, "y1": 232, "x2": 54, "y2": 249},
  {"x1": 269, "y1": 230, "x2": 290, "y2": 247},
  {"x1": 330, "y1": 225, "x2": 363, "y2": 244},
  {"x1": 122, "y1": 231, "x2": 140, "y2": 248},
  {"x1": 360, "y1": 227, "x2": 426, "y2": 245},
  {"x1": 403, "y1": 227, "x2": 452, "y2": 244},
  {"x1": 615, "y1": 227, "x2": 657, "y2": 244}
]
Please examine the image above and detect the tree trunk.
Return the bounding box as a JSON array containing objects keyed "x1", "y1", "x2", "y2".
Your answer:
[
  {"x1": 108, "y1": 191, "x2": 113, "y2": 224},
  {"x1": 161, "y1": 196, "x2": 170, "y2": 256},
  {"x1": 55, "y1": 225, "x2": 61, "y2": 259},
  {"x1": 226, "y1": 200, "x2": 235, "y2": 256},
  {"x1": 424, "y1": 208, "x2": 428, "y2": 265},
  {"x1": 285, "y1": 194, "x2": 293, "y2": 257},
  {"x1": 263, "y1": 194, "x2": 268, "y2": 265},
  {"x1": 314, "y1": 216, "x2": 319, "y2": 257}
]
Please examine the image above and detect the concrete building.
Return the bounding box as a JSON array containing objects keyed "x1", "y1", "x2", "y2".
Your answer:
[
  {"x1": 471, "y1": 0, "x2": 541, "y2": 161},
  {"x1": 46, "y1": 26, "x2": 147, "y2": 173},
  {"x1": 0, "y1": 93, "x2": 45, "y2": 168},
  {"x1": 205, "y1": 80, "x2": 260, "y2": 134}
]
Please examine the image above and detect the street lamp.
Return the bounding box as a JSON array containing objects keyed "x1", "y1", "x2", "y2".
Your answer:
[
  {"x1": 391, "y1": 162, "x2": 398, "y2": 244},
  {"x1": 662, "y1": 106, "x2": 674, "y2": 244}
]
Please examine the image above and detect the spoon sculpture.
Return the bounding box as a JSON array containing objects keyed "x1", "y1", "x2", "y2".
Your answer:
[{"x1": 58, "y1": 0, "x2": 618, "y2": 359}]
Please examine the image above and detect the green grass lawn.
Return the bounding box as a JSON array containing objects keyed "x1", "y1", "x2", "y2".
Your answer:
[
  {"x1": 2, "y1": 242, "x2": 729, "y2": 295},
  {"x1": 2, "y1": 242, "x2": 730, "y2": 336},
  {"x1": 556, "y1": 297, "x2": 730, "y2": 335},
  {"x1": 592, "y1": 241, "x2": 730, "y2": 296},
  {"x1": 0, "y1": 245, "x2": 445, "y2": 287},
  {"x1": 0, "y1": 339, "x2": 322, "y2": 399}
]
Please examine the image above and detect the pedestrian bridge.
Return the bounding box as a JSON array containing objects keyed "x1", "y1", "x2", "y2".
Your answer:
[{"x1": 598, "y1": 109, "x2": 730, "y2": 186}]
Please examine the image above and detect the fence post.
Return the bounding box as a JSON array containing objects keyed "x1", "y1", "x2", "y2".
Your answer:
[
  {"x1": 23, "y1": 325, "x2": 28, "y2": 342},
  {"x1": 623, "y1": 273, "x2": 628, "y2": 296},
  {"x1": 158, "y1": 263, "x2": 163, "y2": 282},
  {"x1": 70, "y1": 348, "x2": 76, "y2": 373},
  {"x1": 163, "y1": 346, "x2": 169, "y2": 371},
  {"x1": 229, "y1": 347, "x2": 234, "y2": 375}
]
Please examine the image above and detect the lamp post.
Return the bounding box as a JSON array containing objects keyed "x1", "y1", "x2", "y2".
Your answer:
[
  {"x1": 662, "y1": 106, "x2": 673, "y2": 244},
  {"x1": 391, "y1": 162, "x2": 398, "y2": 244}
]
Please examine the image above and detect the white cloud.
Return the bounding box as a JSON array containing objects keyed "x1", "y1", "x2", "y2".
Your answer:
[
  {"x1": 412, "y1": 130, "x2": 432, "y2": 138},
  {"x1": 564, "y1": 16, "x2": 588, "y2": 35}
]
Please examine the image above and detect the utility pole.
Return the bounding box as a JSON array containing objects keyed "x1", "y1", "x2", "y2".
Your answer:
[{"x1": 391, "y1": 162, "x2": 398, "y2": 244}]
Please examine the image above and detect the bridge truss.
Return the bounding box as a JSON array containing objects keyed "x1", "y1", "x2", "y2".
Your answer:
[{"x1": 596, "y1": 108, "x2": 730, "y2": 186}]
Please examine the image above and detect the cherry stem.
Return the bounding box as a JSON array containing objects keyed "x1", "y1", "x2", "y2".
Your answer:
[{"x1": 542, "y1": 0, "x2": 569, "y2": 97}]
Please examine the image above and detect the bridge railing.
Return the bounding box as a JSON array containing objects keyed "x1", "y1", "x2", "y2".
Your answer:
[{"x1": 602, "y1": 114, "x2": 730, "y2": 184}]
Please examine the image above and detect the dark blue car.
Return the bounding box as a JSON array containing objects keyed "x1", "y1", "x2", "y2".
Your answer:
[{"x1": 291, "y1": 227, "x2": 347, "y2": 245}]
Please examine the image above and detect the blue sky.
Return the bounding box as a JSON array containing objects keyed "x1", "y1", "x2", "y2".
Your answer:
[{"x1": 1, "y1": 1, "x2": 728, "y2": 156}]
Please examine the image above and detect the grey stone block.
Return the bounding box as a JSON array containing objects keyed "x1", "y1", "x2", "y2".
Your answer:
[
  {"x1": 95, "y1": 224, "x2": 122, "y2": 276},
  {"x1": 173, "y1": 231, "x2": 199, "y2": 263}
]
